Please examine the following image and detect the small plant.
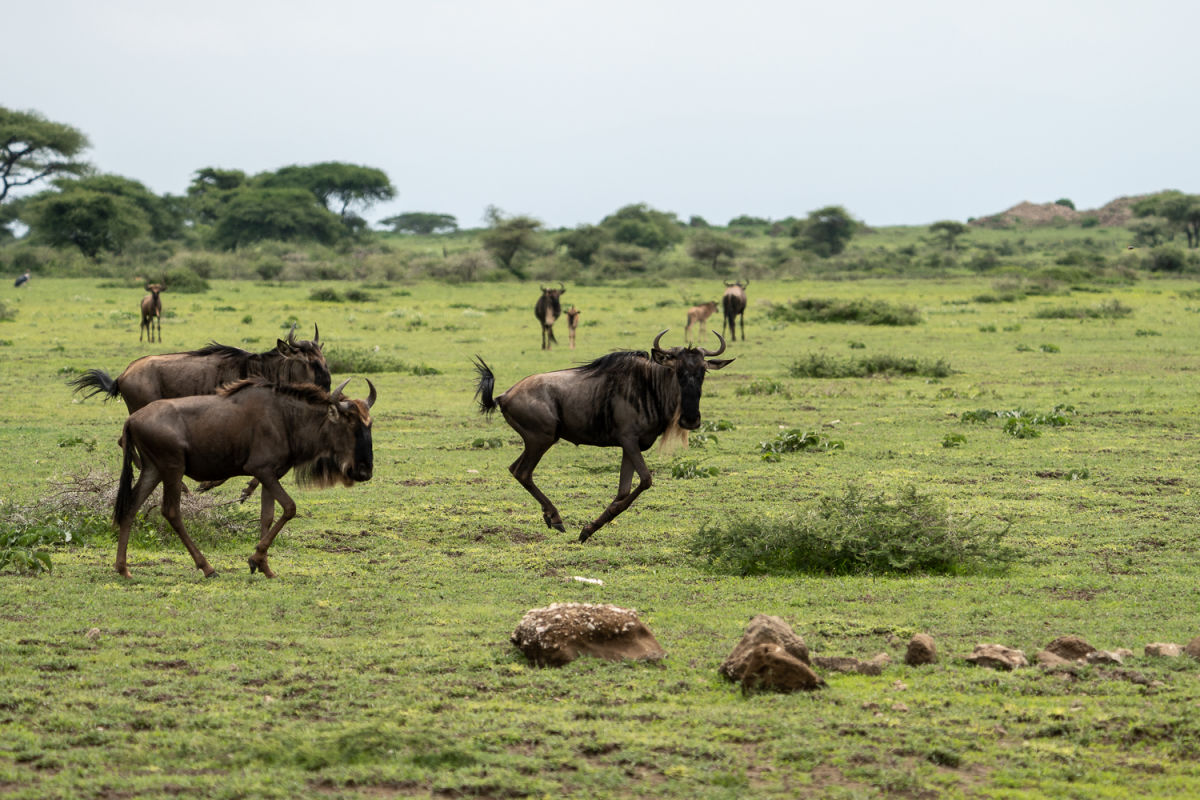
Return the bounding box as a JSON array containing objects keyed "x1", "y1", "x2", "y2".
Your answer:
[
  {"x1": 788, "y1": 353, "x2": 953, "y2": 379},
  {"x1": 242, "y1": 315, "x2": 253, "y2": 325},
  {"x1": 309, "y1": 287, "x2": 343, "y2": 302},
  {"x1": 670, "y1": 459, "x2": 720, "y2": 479},
  {"x1": 1033, "y1": 300, "x2": 1133, "y2": 320},
  {"x1": 979, "y1": 324, "x2": 997, "y2": 332},
  {"x1": 699, "y1": 419, "x2": 736, "y2": 432},
  {"x1": 471, "y1": 437, "x2": 504, "y2": 449},
  {"x1": 760, "y1": 429, "x2": 844, "y2": 461},
  {"x1": 942, "y1": 433, "x2": 966, "y2": 448},
  {"x1": 1135, "y1": 329, "x2": 1161, "y2": 337},
  {"x1": 57, "y1": 435, "x2": 96, "y2": 452},
  {"x1": 735, "y1": 379, "x2": 787, "y2": 397},
  {"x1": 1003, "y1": 418, "x2": 1041, "y2": 438},
  {"x1": 848, "y1": 340, "x2": 866, "y2": 349},
  {"x1": 0, "y1": 301, "x2": 16, "y2": 322},
  {"x1": 1039, "y1": 343, "x2": 1060, "y2": 353},
  {"x1": 689, "y1": 432, "x2": 717, "y2": 449},
  {"x1": 324, "y1": 346, "x2": 441, "y2": 376},
  {"x1": 688, "y1": 484, "x2": 1016, "y2": 576}
]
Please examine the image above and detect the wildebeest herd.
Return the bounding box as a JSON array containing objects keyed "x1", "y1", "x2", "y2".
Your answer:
[{"x1": 69, "y1": 282, "x2": 748, "y2": 578}]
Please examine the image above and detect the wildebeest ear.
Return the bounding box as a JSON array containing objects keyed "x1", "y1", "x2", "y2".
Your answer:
[
  {"x1": 276, "y1": 338, "x2": 293, "y2": 352},
  {"x1": 650, "y1": 349, "x2": 674, "y2": 365},
  {"x1": 705, "y1": 358, "x2": 735, "y2": 370}
]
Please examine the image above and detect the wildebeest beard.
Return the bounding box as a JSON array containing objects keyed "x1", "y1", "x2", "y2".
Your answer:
[{"x1": 295, "y1": 457, "x2": 355, "y2": 488}]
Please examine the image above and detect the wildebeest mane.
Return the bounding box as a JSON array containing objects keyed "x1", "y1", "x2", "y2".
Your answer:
[
  {"x1": 573, "y1": 350, "x2": 650, "y2": 375},
  {"x1": 573, "y1": 350, "x2": 680, "y2": 440},
  {"x1": 217, "y1": 378, "x2": 329, "y2": 404}
]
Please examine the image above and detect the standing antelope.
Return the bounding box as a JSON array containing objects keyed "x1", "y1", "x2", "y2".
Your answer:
[
  {"x1": 535, "y1": 283, "x2": 565, "y2": 349},
  {"x1": 473, "y1": 330, "x2": 732, "y2": 542},
  {"x1": 685, "y1": 301, "x2": 719, "y2": 343},
  {"x1": 140, "y1": 284, "x2": 165, "y2": 343},
  {"x1": 722, "y1": 280, "x2": 748, "y2": 342},
  {"x1": 565, "y1": 306, "x2": 581, "y2": 349}
]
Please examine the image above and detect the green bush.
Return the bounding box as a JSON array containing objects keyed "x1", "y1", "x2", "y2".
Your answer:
[
  {"x1": 760, "y1": 429, "x2": 843, "y2": 461},
  {"x1": 788, "y1": 353, "x2": 953, "y2": 379},
  {"x1": 688, "y1": 484, "x2": 1016, "y2": 576},
  {"x1": 324, "y1": 345, "x2": 440, "y2": 376},
  {"x1": 766, "y1": 297, "x2": 921, "y2": 326},
  {"x1": 1033, "y1": 300, "x2": 1132, "y2": 319},
  {"x1": 162, "y1": 267, "x2": 210, "y2": 294}
]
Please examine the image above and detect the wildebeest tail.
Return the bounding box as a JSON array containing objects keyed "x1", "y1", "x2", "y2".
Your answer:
[
  {"x1": 472, "y1": 356, "x2": 498, "y2": 415},
  {"x1": 113, "y1": 421, "x2": 137, "y2": 525},
  {"x1": 69, "y1": 368, "x2": 120, "y2": 401}
]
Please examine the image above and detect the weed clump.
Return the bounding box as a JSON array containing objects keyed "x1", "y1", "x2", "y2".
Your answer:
[
  {"x1": 959, "y1": 405, "x2": 1075, "y2": 438},
  {"x1": 1033, "y1": 300, "x2": 1132, "y2": 320},
  {"x1": 788, "y1": 353, "x2": 953, "y2": 379},
  {"x1": 760, "y1": 429, "x2": 844, "y2": 460},
  {"x1": 766, "y1": 297, "x2": 922, "y2": 326},
  {"x1": 688, "y1": 484, "x2": 1016, "y2": 576},
  {"x1": 324, "y1": 345, "x2": 440, "y2": 375}
]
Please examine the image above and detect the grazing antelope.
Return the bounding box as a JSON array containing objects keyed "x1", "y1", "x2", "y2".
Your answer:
[
  {"x1": 535, "y1": 283, "x2": 565, "y2": 349},
  {"x1": 722, "y1": 280, "x2": 748, "y2": 341},
  {"x1": 140, "y1": 284, "x2": 165, "y2": 343},
  {"x1": 685, "y1": 301, "x2": 719, "y2": 343},
  {"x1": 473, "y1": 330, "x2": 732, "y2": 542},
  {"x1": 565, "y1": 305, "x2": 581, "y2": 349}
]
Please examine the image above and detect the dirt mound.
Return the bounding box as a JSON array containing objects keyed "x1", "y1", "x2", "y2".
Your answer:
[{"x1": 971, "y1": 195, "x2": 1151, "y2": 228}]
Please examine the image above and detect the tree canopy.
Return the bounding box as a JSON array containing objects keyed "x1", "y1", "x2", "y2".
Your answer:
[
  {"x1": 480, "y1": 206, "x2": 543, "y2": 277},
  {"x1": 1134, "y1": 190, "x2": 1200, "y2": 248},
  {"x1": 258, "y1": 162, "x2": 395, "y2": 220},
  {"x1": 0, "y1": 107, "x2": 91, "y2": 204},
  {"x1": 793, "y1": 205, "x2": 858, "y2": 257},
  {"x1": 22, "y1": 184, "x2": 149, "y2": 259},
  {"x1": 600, "y1": 203, "x2": 683, "y2": 252},
  {"x1": 380, "y1": 212, "x2": 458, "y2": 235},
  {"x1": 209, "y1": 188, "x2": 344, "y2": 250}
]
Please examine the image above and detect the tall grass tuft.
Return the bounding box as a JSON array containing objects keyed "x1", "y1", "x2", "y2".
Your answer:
[
  {"x1": 324, "y1": 345, "x2": 441, "y2": 375},
  {"x1": 766, "y1": 297, "x2": 922, "y2": 326},
  {"x1": 688, "y1": 484, "x2": 1016, "y2": 576},
  {"x1": 1033, "y1": 299, "x2": 1132, "y2": 319},
  {"x1": 788, "y1": 353, "x2": 953, "y2": 379}
]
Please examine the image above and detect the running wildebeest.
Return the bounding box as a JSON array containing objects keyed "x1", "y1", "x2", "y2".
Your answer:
[
  {"x1": 565, "y1": 305, "x2": 581, "y2": 350},
  {"x1": 111, "y1": 377, "x2": 376, "y2": 579},
  {"x1": 13, "y1": 271, "x2": 30, "y2": 287},
  {"x1": 70, "y1": 326, "x2": 330, "y2": 501},
  {"x1": 722, "y1": 280, "x2": 748, "y2": 342},
  {"x1": 473, "y1": 330, "x2": 733, "y2": 542},
  {"x1": 685, "y1": 301, "x2": 719, "y2": 343},
  {"x1": 535, "y1": 283, "x2": 565, "y2": 349},
  {"x1": 140, "y1": 284, "x2": 165, "y2": 343}
]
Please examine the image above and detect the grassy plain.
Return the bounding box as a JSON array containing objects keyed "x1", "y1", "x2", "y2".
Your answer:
[{"x1": 3, "y1": 275, "x2": 1200, "y2": 798}]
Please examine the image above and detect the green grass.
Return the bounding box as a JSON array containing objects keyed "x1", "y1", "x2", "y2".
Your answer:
[{"x1": 4, "y1": 276, "x2": 1200, "y2": 797}]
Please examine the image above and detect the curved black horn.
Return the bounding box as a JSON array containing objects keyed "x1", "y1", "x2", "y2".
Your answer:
[
  {"x1": 558, "y1": 281, "x2": 565, "y2": 293},
  {"x1": 651, "y1": 329, "x2": 670, "y2": 353},
  {"x1": 286, "y1": 323, "x2": 298, "y2": 345},
  {"x1": 365, "y1": 379, "x2": 376, "y2": 409},
  {"x1": 330, "y1": 377, "x2": 352, "y2": 402},
  {"x1": 724, "y1": 280, "x2": 734, "y2": 287},
  {"x1": 313, "y1": 324, "x2": 320, "y2": 346},
  {"x1": 699, "y1": 331, "x2": 727, "y2": 357}
]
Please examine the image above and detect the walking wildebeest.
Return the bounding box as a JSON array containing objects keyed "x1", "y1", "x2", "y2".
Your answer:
[
  {"x1": 535, "y1": 283, "x2": 565, "y2": 349},
  {"x1": 685, "y1": 301, "x2": 719, "y2": 343},
  {"x1": 112, "y1": 377, "x2": 376, "y2": 579},
  {"x1": 565, "y1": 305, "x2": 581, "y2": 350},
  {"x1": 70, "y1": 326, "x2": 330, "y2": 500},
  {"x1": 473, "y1": 330, "x2": 733, "y2": 542},
  {"x1": 140, "y1": 284, "x2": 165, "y2": 343},
  {"x1": 722, "y1": 280, "x2": 748, "y2": 342}
]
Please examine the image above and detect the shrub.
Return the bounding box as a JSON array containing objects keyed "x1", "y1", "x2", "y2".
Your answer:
[
  {"x1": 324, "y1": 345, "x2": 440, "y2": 376},
  {"x1": 687, "y1": 484, "x2": 1016, "y2": 575},
  {"x1": 670, "y1": 459, "x2": 720, "y2": 479},
  {"x1": 788, "y1": 353, "x2": 953, "y2": 379},
  {"x1": 766, "y1": 297, "x2": 921, "y2": 326},
  {"x1": 1033, "y1": 300, "x2": 1132, "y2": 320},
  {"x1": 760, "y1": 429, "x2": 843, "y2": 461},
  {"x1": 735, "y1": 379, "x2": 788, "y2": 397},
  {"x1": 162, "y1": 267, "x2": 210, "y2": 294}
]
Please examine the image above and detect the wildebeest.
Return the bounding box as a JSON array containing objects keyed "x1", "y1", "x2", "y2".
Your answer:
[
  {"x1": 565, "y1": 305, "x2": 581, "y2": 350},
  {"x1": 535, "y1": 283, "x2": 565, "y2": 349},
  {"x1": 70, "y1": 326, "x2": 330, "y2": 500},
  {"x1": 112, "y1": 377, "x2": 376, "y2": 579},
  {"x1": 140, "y1": 284, "x2": 165, "y2": 343},
  {"x1": 13, "y1": 271, "x2": 30, "y2": 288},
  {"x1": 722, "y1": 280, "x2": 748, "y2": 341},
  {"x1": 473, "y1": 330, "x2": 733, "y2": 542},
  {"x1": 685, "y1": 301, "x2": 719, "y2": 343}
]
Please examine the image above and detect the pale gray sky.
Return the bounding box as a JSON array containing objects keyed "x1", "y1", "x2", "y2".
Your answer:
[{"x1": 6, "y1": 0, "x2": 1196, "y2": 229}]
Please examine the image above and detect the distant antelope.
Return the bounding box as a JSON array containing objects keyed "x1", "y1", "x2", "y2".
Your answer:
[
  {"x1": 535, "y1": 283, "x2": 565, "y2": 350},
  {"x1": 722, "y1": 280, "x2": 748, "y2": 341},
  {"x1": 685, "y1": 301, "x2": 719, "y2": 343},
  {"x1": 565, "y1": 305, "x2": 581, "y2": 349},
  {"x1": 140, "y1": 284, "x2": 165, "y2": 343}
]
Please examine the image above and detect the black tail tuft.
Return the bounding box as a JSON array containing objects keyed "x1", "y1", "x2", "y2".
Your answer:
[
  {"x1": 69, "y1": 369, "x2": 119, "y2": 401},
  {"x1": 472, "y1": 356, "x2": 498, "y2": 416},
  {"x1": 113, "y1": 422, "x2": 137, "y2": 525}
]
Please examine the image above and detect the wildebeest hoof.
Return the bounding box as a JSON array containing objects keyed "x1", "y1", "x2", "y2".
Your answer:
[
  {"x1": 543, "y1": 513, "x2": 565, "y2": 532},
  {"x1": 579, "y1": 526, "x2": 595, "y2": 543}
]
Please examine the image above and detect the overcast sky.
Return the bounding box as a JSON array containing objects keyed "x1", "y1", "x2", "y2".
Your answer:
[{"x1": 6, "y1": 1, "x2": 1197, "y2": 229}]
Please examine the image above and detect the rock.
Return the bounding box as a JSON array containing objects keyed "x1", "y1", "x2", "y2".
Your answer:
[
  {"x1": 1086, "y1": 650, "x2": 1124, "y2": 665},
  {"x1": 905, "y1": 634, "x2": 937, "y2": 666},
  {"x1": 1145, "y1": 642, "x2": 1183, "y2": 658},
  {"x1": 739, "y1": 643, "x2": 825, "y2": 693},
  {"x1": 719, "y1": 615, "x2": 811, "y2": 682},
  {"x1": 1184, "y1": 636, "x2": 1200, "y2": 659},
  {"x1": 1035, "y1": 650, "x2": 1072, "y2": 667},
  {"x1": 857, "y1": 653, "x2": 890, "y2": 676},
  {"x1": 1114, "y1": 648, "x2": 1134, "y2": 660},
  {"x1": 966, "y1": 644, "x2": 1028, "y2": 671},
  {"x1": 1044, "y1": 635, "x2": 1095, "y2": 661},
  {"x1": 510, "y1": 603, "x2": 665, "y2": 667},
  {"x1": 812, "y1": 655, "x2": 861, "y2": 673}
]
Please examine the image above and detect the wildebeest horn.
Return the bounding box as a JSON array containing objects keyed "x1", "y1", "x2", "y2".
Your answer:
[
  {"x1": 651, "y1": 329, "x2": 669, "y2": 353},
  {"x1": 313, "y1": 324, "x2": 320, "y2": 347},
  {"x1": 699, "y1": 331, "x2": 727, "y2": 357},
  {"x1": 365, "y1": 379, "x2": 376, "y2": 409},
  {"x1": 558, "y1": 281, "x2": 565, "y2": 293},
  {"x1": 330, "y1": 378, "x2": 352, "y2": 401}
]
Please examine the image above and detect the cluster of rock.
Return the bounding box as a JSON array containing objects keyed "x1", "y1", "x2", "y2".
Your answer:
[{"x1": 510, "y1": 604, "x2": 1200, "y2": 693}]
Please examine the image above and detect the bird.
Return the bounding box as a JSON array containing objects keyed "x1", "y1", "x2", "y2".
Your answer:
[{"x1": 13, "y1": 271, "x2": 30, "y2": 287}]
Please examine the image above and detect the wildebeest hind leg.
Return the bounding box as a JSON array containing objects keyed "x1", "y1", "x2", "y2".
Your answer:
[
  {"x1": 580, "y1": 447, "x2": 651, "y2": 543},
  {"x1": 509, "y1": 443, "x2": 564, "y2": 531},
  {"x1": 115, "y1": 467, "x2": 162, "y2": 578},
  {"x1": 160, "y1": 477, "x2": 215, "y2": 577}
]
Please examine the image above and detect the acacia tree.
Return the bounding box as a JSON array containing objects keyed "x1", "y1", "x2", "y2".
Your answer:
[
  {"x1": 793, "y1": 205, "x2": 858, "y2": 257},
  {"x1": 186, "y1": 167, "x2": 247, "y2": 224},
  {"x1": 480, "y1": 206, "x2": 543, "y2": 277},
  {"x1": 1134, "y1": 191, "x2": 1200, "y2": 249},
  {"x1": 0, "y1": 107, "x2": 91, "y2": 204},
  {"x1": 687, "y1": 230, "x2": 740, "y2": 270},
  {"x1": 209, "y1": 188, "x2": 344, "y2": 250},
  {"x1": 929, "y1": 220, "x2": 969, "y2": 251},
  {"x1": 22, "y1": 184, "x2": 150, "y2": 259},
  {"x1": 379, "y1": 212, "x2": 458, "y2": 234},
  {"x1": 259, "y1": 162, "x2": 395, "y2": 220}
]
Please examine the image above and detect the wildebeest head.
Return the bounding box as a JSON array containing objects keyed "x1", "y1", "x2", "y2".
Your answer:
[
  {"x1": 276, "y1": 324, "x2": 331, "y2": 391},
  {"x1": 539, "y1": 283, "x2": 565, "y2": 319},
  {"x1": 650, "y1": 329, "x2": 733, "y2": 430},
  {"x1": 295, "y1": 377, "x2": 376, "y2": 488}
]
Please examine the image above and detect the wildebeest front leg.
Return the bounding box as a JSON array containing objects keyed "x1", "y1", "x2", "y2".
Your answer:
[
  {"x1": 580, "y1": 446, "x2": 652, "y2": 543},
  {"x1": 247, "y1": 476, "x2": 296, "y2": 578}
]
